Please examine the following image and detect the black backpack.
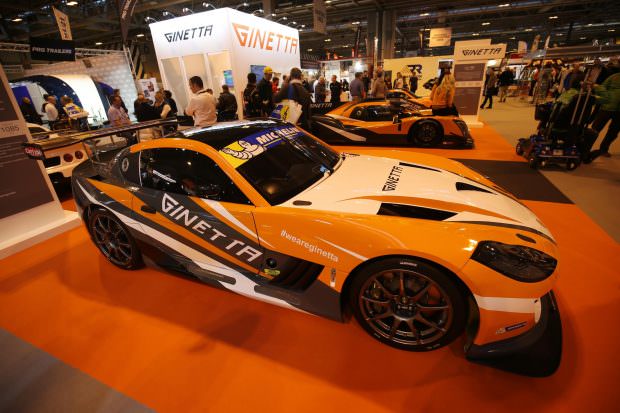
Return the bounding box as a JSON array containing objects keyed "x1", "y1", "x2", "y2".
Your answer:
[{"x1": 244, "y1": 85, "x2": 262, "y2": 117}]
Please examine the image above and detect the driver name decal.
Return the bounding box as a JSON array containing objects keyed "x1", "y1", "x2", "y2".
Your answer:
[
  {"x1": 161, "y1": 193, "x2": 262, "y2": 263},
  {"x1": 382, "y1": 165, "x2": 403, "y2": 191},
  {"x1": 219, "y1": 126, "x2": 300, "y2": 168}
]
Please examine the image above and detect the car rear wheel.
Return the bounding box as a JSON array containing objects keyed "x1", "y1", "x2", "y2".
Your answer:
[
  {"x1": 409, "y1": 120, "x2": 443, "y2": 147},
  {"x1": 88, "y1": 208, "x2": 143, "y2": 270},
  {"x1": 349, "y1": 257, "x2": 467, "y2": 351}
]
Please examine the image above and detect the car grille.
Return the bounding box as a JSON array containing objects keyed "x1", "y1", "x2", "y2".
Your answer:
[{"x1": 43, "y1": 156, "x2": 61, "y2": 167}]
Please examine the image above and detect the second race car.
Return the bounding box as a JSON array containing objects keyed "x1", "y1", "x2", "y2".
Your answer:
[{"x1": 311, "y1": 100, "x2": 473, "y2": 148}]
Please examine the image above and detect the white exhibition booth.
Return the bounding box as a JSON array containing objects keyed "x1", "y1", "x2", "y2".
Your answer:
[{"x1": 149, "y1": 7, "x2": 301, "y2": 119}]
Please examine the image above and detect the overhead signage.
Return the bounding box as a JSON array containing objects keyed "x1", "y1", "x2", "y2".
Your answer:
[
  {"x1": 118, "y1": 0, "x2": 138, "y2": 44},
  {"x1": 164, "y1": 25, "x2": 213, "y2": 43},
  {"x1": 454, "y1": 42, "x2": 506, "y2": 61},
  {"x1": 52, "y1": 6, "x2": 72, "y2": 40},
  {"x1": 429, "y1": 28, "x2": 452, "y2": 47},
  {"x1": 29, "y1": 37, "x2": 75, "y2": 62},
  {"x1": 313, "y1": 0, "x2": 327, "y2": 34},
  {"x1": 232, "y1": 22, "x2": 299, "y2": 54}
]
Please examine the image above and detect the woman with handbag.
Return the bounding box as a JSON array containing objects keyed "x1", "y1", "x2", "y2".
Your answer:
[{"x1": 480, "y1": 68, "x2": 498, "y2": 109}]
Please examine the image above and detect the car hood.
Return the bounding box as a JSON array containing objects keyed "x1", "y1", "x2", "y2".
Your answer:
[{"x1": 282, "y1": 154, "x2": 554, "y2": 241}]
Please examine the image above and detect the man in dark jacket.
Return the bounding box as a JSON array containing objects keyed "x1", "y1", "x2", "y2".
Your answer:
[
  {"x1": 498, "y1": 67, "x2": 515, "y2": 102},
  {"x1": 20, "y1": 97, "x2": 42, "y2": 124},
  {"x1": 329, "y1": 75, "x2": 342, "y2": 104},
  {"x1": 274, "y1": 67, "x2": 312, "y2": 131},
  {"x1": 243, "y1": 73, "x2": 261, "y2": 118},
  {"x1": 217, "y1": 85, "x2": 238, "y2": 121},
  {"x1": 257, "y1": 66, "x2": 274, "y2": 116}
]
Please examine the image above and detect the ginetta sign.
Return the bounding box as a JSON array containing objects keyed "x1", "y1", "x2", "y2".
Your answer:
[
  {"x1": 454, "y1": 42, "x2": 507, "y2": 61},
  {"x1": 164, "y1": 25, "x2": 213, "y2": 43},
  {"x1": 232, "y1": 23, "x2": 299, "y2": 54}
]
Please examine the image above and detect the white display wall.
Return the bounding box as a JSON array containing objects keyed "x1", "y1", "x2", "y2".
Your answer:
[
  {"x1": 22, "y1": 53, "x2": 138, "y2": 120},
  {"x1": 149, "y1": 7, "x2": 301, "y2": 119}
]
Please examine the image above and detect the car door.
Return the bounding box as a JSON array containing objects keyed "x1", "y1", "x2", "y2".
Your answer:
[
  {"x1": 350, "y1": 105, "x2": 402, "y2": 144},
  {"x1": 131, "y1": 147, "x2": 267, "y2": 284}
]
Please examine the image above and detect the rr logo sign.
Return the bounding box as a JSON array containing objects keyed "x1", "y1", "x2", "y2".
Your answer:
[{"x1": 232, "y1": 23, "x2": 298, "y2": 54}]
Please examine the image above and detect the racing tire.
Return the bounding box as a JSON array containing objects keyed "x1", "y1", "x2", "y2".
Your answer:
[
  {"x1": 566, "y1": 159, "x2": 580, "y2": 171},
  {"x1": 349, "y1": 257, "x2": 467, "y2": 352},
  {"x1": 516, "y1": 141, "x2": 524, "y2": 156},
  {"x1": 87, "y1": 208, "x2": 143, "y2": 270},
  {"x1": 409, "y1": 120, "x2": 443, "y2": 147}
]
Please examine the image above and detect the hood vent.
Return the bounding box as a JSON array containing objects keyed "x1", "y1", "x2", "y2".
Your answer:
[
  {"x1": 455, "y1": 182, "x2": 493, "y2": 194},
  {"x1": 399, "y1": 161, "x2": 440, "y2": 172},
  {"x1": 378, "y1": 203, "x2": 456, "y2": 221}
]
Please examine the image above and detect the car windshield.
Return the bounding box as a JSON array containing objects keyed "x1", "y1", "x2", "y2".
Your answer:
[{"x1": 218, "y1": 125, "x2": 341, "y2": 205}]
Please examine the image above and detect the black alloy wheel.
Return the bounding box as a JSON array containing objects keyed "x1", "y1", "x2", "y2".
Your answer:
[
  {"x1": 88, "y1": 208, "x2": 143, "y2": 269},
  {"x1": 410, "y1": 120, "x2": 442, "y2": 147},
  {"x1": 349, "y1": 258, "x2": 466, "y2": 351}
]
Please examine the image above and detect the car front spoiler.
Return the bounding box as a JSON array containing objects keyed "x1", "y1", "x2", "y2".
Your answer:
[{"x1": 465, "y1": 291, "x2": 562, "y2": 377}]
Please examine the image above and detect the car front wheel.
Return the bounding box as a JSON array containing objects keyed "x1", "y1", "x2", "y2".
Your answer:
[
  {"x1": 409, "y1": 120, "x2": 443, "y2": 147},
  {"x1": 349, "y1": 257, "x2": 467, "y2": 351},
  {"x1": 88, "y1": 208, "x2": 143, "y2": 270}
]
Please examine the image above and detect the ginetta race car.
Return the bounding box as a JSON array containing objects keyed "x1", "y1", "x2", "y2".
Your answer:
[
  {"x1": 386, "y1": 88, "x2": 432, "y2": 109},
  {"x1": 68, "y1": 119, "x2": 560, "y2": 375},
  {"x1": 312, "y1": 100, "x2": 473, "y2": 148}
]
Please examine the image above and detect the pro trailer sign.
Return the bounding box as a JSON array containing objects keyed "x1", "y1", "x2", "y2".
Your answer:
[{"x1": 29, "y1": 37, "x2": 75, "y2": 62}]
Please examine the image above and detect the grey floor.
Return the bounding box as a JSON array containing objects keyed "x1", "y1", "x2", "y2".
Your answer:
[
  {"x1": 479, "y1": 97, "x2": 620, "y2": 243},
  {"x1": 0, "y1": 329, "x2": 154, "y2": 413}
]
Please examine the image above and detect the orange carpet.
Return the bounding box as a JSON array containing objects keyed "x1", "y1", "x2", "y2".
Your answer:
[{"x1": 1, "y1": 125, "x2": 619, "y2": 412}]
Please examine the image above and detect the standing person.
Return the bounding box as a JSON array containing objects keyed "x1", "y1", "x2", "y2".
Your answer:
[
  {"x1": 153, "y1": 91, "x2": 173, "y2": 119},
  {"x1": 272, "y1": 77, "x2": 280, "y2": 94},
  {"x1": 362, "y1": 70, "x2": 371, "y2": 93},
  {"x1": 589, "y1": 72, "x2": 620, "y2": 158},
  {"x1": 410, "y1": 74, "x2": 419, "y2": 95},
  {"x1": 43, "y1": 95, "x2": 59, "y2": 128},
  {"x1": 274, "y1": 67, "x2": 313, "y2": 130},
  {"x1": 480, "y1": 68, "x2": 497, "y2": 109},
  {"x1": 164, "y1": 90, "x2": 177, "y2": 116},
  {"x1": 533, "y1": 62, "x2": 553, "y2": 105},
  {"x1": 394, "y1": 72, "x2": 404, "y2": 89},
  {"x1": 498, "y1": 67, "x2": 515, "y2": 103},
  {"x1": 185, "y1": 75, "x2": 217, "y2": 127},
  {"x1": 107, "y1": 95, "x2": 131, "y2": 126},
  {"x1": 349, "y1": 72, "x2": 366, "y2": 102},
  {"x1": 109, "y1": 89, "x2": 128, "y2": 113},
  {"x1": 134, "y1": 94, "x2": 158, "y2": 122},
  {"x1": 217, "y1": 84, "x2": 238, "y2": 121},
  {"x1": 257, "y1": 66, "x2": 274, "y2": 116},
  {"x1": 243, "y1": 73, "x2": 262, "y2": 118},
  {"x1": 315, "y1": 77, "x2": 327, "y2": 102},
  {"x1": 329, "y1": 75, "x2": 342, "y2": 104},
  {"x1": 133, "y1": 93, "x2": 145, "y2": 116},
  {"x1": 302, "y1": 76, "x2": 311, "y2": 92},
  {"x1": 370, "y1": 71, "x2": 387, "y2": 98},
  {"x1": 20, "y1": 97, "x2": 42, "y2": 124},
  {"x1": 430, "y1": 67, "x2": 457, "y2": 116}
]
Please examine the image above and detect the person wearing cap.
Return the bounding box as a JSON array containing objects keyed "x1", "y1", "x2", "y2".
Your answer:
[{"x1": 257, "y1": 66, "x2": 274, "y2": 116}]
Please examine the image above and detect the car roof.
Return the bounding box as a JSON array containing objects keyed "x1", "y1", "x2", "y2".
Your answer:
[{"x1": 178, "y1": 118, "x2": 292, "y2": 150}]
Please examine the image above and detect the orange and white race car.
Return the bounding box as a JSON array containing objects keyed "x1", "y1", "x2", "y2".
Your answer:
[
  {"x1": 386, "y1": 88, "x2": 432, "y2": 109},
  {"x1": 312, "y1": 100, "x2": 473, "y2": 148},
  {"x1": 39, "y1": 119, "x2": 560, "y2": 376}
]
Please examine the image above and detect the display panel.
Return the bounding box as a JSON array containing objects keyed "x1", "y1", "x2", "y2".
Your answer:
[{"x1": 161, "y1": 57, "x2": 189, "y2": 113}]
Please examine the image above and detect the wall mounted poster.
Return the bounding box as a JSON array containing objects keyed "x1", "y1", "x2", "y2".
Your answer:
[
  {"x1": 138, "y1": 78, "x2": 157, "y2": 102},
  {"x1": 0, "y1": 70, "x2": 53, "y2": 219}
]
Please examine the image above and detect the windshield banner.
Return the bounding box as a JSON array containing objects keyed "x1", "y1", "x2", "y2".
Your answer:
[{"x1": 219, "y1": 126, "x2": 301, "y2": 168}]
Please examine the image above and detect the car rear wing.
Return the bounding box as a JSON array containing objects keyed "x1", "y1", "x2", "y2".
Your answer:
[{"x1": 23, "y1": 119, "x2": 178, "y2": 161}]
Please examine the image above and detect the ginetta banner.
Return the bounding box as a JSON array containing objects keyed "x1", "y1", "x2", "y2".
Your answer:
[
  {"x1": 453, "y1": 43, "x2": 506, "y2": 61},
  {"x1": 52, "y1": 6, "x2": 72, "y2": 41},
  {"x1": 232, "y1": 23, "x2": 299, "y2": 54},
  {"x1": 118, "y1": 0, "x2": 138, "y2": 44},
  {"x1": 313, "y1": 0, "x2": 327, "y2": 34}
]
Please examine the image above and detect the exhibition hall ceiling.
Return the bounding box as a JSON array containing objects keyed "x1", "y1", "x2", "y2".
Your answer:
[{"x1": 0, "y1": 0, "x2": 619, "y2": 57}]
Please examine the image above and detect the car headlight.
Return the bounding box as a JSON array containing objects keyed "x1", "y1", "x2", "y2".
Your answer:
[{"x1": 472, "y1": 241, "x2": 557, "y2": 282}]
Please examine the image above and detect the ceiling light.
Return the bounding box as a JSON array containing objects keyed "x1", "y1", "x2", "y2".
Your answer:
[
  {"x1": 307, "y1": 48, "x2": 313, "y2": 52},
  {"x1": 162, "y1": 11, "x2": 176, "y2": 17},
  {"x1": 95, "y1": 42, "x2": 102, "y2": 45},
  {"x1": 609, "y1": 29, "x2": 616, "y2": 32},
  {"x1": 300, "y1": 24, "x2": 305, "y2": 28},
  {"x1": 352, "y1": 21, "x2": 361, "y2": 25},
  {"x1": 420, "y1": 13, "x2": 430, "y2": 17},
  {"x1": 11, "y1": 17, "x2": 22, "y2": 22},
  {"x1": 182, "y1": 7, "x2": 194, "y2": 14},
  {"x1": 325, "y1": 0, "x2": 332, "y2": 3},
  {"x1": 472, "y1": 33, "x2": 480, "y2": 36},
  {"x1": 509, "y1": 36, "x2": 516, "y2": 39},
  {"x1": 66, "y1": 1, "x2": 78, "y2": 5},
  {"x1": 202, "y1": 2, "x2": 216, "y2": 10},
  {"x1": 252, "y1": 9, "x2": 264, "y2": 16},
  {"x1": 482, "y1": 22, "x2": 490, "y2": 26},
  {"x1": 325, "y1": 38, "x2": 331, "y2": 42},
  {"x1": 525, "y1": 28, "x2": 533, "y2": 31},
  {"x1": 144, "y1": 16, "x2": 158, "y2": 23},
  {"x1": 424, "y1": 28, "x2": 430, "y2": 31},
  {"x1": 235, "y1": 2, "x2": 249, "y2": 10},
  {"x1": 292, "y1": 21, "x2": 297, "y2": 24},
  {"x1": 136, "y1": 33, "x2": 145, "y2": 37},
  {"x1": 549, "y1": 16, "x2": 558, "y2": 19},
  {"x1": 587, "y1": 23, "x2": 593, "y2": 26},
  {"x1": 277, "y1": 16, "x2": 288, "y2": 22},
  {"x1": 556, "y1": 33, "x2": 563, "y2": 36},
  {"x1": 580, "y1": 36, "x2": 586, "y2": 39},
  {"x1": 499, "y1": 3, "x2": 510, "y2": 7}
]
